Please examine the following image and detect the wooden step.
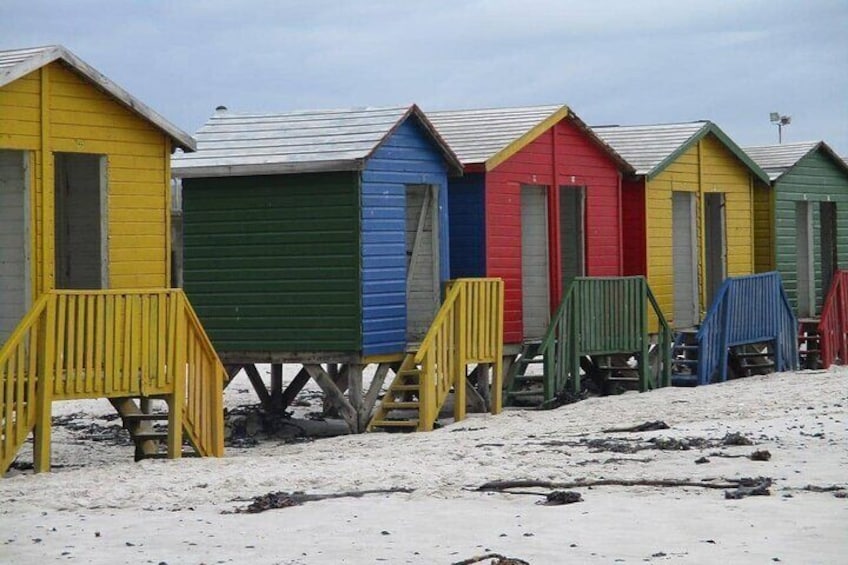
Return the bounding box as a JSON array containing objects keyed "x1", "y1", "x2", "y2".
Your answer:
[
  {"x1": 507, "y1": 389, "x2": 544, "y2": 398},
  {"x1": 390, "y1": 384, "x2": 420, "y2": 392},
  {"x1": 132, "y1": 431, "x2": 169, "y2": 442},
  {"x1": 381, "y1": 400, "x2": 420, "y2": 410},
  {"x1": 370, "y1": 419, "x2": 419, "y2": 429},
  {"x1": 122, "y1": 412, "x2": 169, "y2": 422}
]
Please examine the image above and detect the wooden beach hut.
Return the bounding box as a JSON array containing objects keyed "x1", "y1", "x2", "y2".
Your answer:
[
  {"x1": 0, "y1": 45, "x2": 226, "y2": 474},
  {"x1": 172, "y1": 106, "x2": 505, "y2": 433},
  {"x1": 593, "y1": 122, "x2": 772, "y2": 329},
  {"x1": 427, "y1": 105, "x2": 634, "y2": 347},
  {"x1": 744, "y1": 141, "x2": 848, "y2": 317}
]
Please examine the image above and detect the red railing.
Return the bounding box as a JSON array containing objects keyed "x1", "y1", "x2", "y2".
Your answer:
[{"x1": 819, "y1": 271, "x2": 848, "y2": 368}]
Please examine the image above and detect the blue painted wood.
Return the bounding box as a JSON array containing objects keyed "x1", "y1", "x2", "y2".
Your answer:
[
  {"x1": 360, "y1": 116, "x2": 451, "y2": 356},
  {"x1": 447, "y1": 173, "x2": 486, "y2": 278},
  {"x1": 696, "y1": 272, "x2": 799, "y2": 385}
]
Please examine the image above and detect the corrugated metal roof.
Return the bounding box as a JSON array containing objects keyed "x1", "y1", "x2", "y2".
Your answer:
[
  {"x1": 591, "y1": 122, "x2": 708, "y2": 176},
  {"x1": 172, "y1": 105, "x2": 460, "y2": 177},
  {"x1": 743, "y1": 141, "x2": 821, "y2": 180},
  {"x1": 0, "y1": 45, "x2": 195, "y2": 151},
  {"x1": 427, "y1": 105, "x2": 564, "y2": 165}
]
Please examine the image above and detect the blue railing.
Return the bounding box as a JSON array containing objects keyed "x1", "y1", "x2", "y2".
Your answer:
[{"x1": 696, "y1": 272, "x2": 798, "y2": 385}]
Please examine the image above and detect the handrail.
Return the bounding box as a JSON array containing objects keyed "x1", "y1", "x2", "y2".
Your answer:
[
  {"x1": 819, "y1": 270, "x2": 848, "y2": 368},
  {"x1": 1, "y1": 289, "x2": 225, "y2": 474},
  {"x1": 535, "y1": 276, "x2": 671, "y2": 401},
  {"x1": 0, "y1": 294, "x2": 51, "y2": 474},
  {"x1": 414, "y1": 278, "x2": 504, "y2": 431},
  {"x1": 696, "y1": 272, "x2": 798, "y2": 385}
]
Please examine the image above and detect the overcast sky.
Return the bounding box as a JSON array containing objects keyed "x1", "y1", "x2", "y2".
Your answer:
[{"x1": 2, "y1": 0, "x2": 846, "y2": 155}]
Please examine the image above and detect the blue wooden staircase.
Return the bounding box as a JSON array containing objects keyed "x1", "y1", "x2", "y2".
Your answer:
[{"x1": 670, "y1": 272, "x2": 799, "y2": 386}]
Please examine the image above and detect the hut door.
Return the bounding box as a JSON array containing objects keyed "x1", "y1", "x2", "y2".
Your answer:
[
  {"x1": 820, "y1": 202, "x2": 837, "y2": 306},
  {"x1": 406, "y1": 184, "x2": 440, "y2": 342},
  {"x1": 521, "y1": 185, "x2": 550, "y2": 340},
  {"x1": 0, "y1": 150, "x2": 29, "y2": 343},
  {"x1": 672, "y1": 191, "x2": 698, "y2": 328},
  {"x1": 795, "y1": 201, "x2": 815, "y2": 317},
  {"x1": 54, "y1": 153, "x2": 107, "y2": 290},
  {"x1": 704, "y1": 193, "x2": 726, "y2": 308},
  {"x1": 559, "y1": 186, "x2": 585, "y2": 291}
]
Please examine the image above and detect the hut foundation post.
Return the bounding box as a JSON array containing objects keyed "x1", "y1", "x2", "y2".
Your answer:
[
  {"x1": 242, "y1": 364, "x2": 272, "y2": 410},
  {"x1": 270, "y1": 363, "x2": 284, "y2": 410},
  {"x1": 305, "y1": 364, "x2": 358, "y2": 433}
]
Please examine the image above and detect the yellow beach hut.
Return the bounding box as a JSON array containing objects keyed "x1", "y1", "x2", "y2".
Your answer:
[
  {"x1": 593, "y1": 121, "x2": 771, "y2": 328},
  {"x1": 0, "y1": 46, "x2": 225, "y2": 474}
]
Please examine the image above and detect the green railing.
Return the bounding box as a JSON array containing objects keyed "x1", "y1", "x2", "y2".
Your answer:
[{"x1": 537, "y1": 276, "x2": 671, "y2": 400}]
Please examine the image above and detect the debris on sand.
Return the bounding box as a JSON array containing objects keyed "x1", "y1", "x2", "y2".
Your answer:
[
  {"x1": 223, "y1": 487, "x2": 414, "y2": 514},
  {"x1": 724, "y1": 477, "x2": 772, "y2": 499},
  {"x1": 539, "y1": 490, "x2": 583, "y2": 506},
  {"x1": 451, "y1": 554, "x2": 530, "y2": 565},
  {"x1": 602, "y1": 420, "x2": 670, "y2": 433}
]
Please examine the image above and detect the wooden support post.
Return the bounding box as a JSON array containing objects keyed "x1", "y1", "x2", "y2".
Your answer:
[
  {"x1": 304, "y1": 364, "x2": 358, "y2": 433},
  {"x1": 477, "y1": 363, "x2": 491, "y2": 407},
  {"x1": 454, "y1": 291, "x2": 467, "y2": 423},
  {"x1": 279, "y1": 367, "x2": 311, "y2": 409},
  {"x1": 270, "y1": 363, "x2": 283, "y2": 410},
  {"x1": 34, "y1": 299, "x2": 56, "y2": 473},
  {"x1": 242, "y1": 364, "x2": 272, "y2": 410},
  {"x1": 167, "y1": 386, "x2": 184, "y2": 459},
  {"x1": 323, "y1": 365, "x2": 349, "y2": 416},
  {"x1": 362, "y1": 363, "x2": 390, "y2": 421},
  {"x1": 347, "y1": 364, "x2": 365, "y2": 432},
  {"x1": 223, "y1": 364, "x2": 242, "y2": 390}
]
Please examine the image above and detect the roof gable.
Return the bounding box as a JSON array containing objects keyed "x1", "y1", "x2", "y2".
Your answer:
[
  {"x1": 427, "y1": 104, "x2": 633, "y2": 174},
  {"x1": 0, "y1": 45, "x2": 195, "y2": 151},
  {"x1": 172, "y1": 104, "x2": 461, "y2": 178},
  {"x1": 743, "y1": 141, "x2": 848, "y2": 182},
  {"x1": 593, "y1": 121, "x2": 770, "y2": 183}
]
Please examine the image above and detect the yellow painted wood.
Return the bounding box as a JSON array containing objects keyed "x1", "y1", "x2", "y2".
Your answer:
[
  {"x1": 0, "y1": 290, "x2": 227, "y2": 474},
  {"x1": 644, "y1": 134, "x2": 757, "y2": 326},
  {"x1": 752, "y1": 179, "x2": 775, "y2": 272},
  {"x1": 485, "y1": 106, "x2": 569, "y2": 171}
]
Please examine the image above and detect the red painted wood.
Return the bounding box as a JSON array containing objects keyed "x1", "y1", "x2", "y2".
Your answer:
[
  {"x1": 484, "y1": 119, "x2": 627, "y2": 344},
  {"x1": 622, "y1": 178, "x2": 647, "y2": 275}
]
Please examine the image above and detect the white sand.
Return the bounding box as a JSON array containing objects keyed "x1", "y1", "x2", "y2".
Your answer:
[{"x1": 1, "y1": 368, "x2": 846, "y2": 564}]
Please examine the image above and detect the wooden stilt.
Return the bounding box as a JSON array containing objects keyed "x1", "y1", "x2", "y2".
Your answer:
[
  {"x1": 223, "y1": 364, "x2": 243, "y2": 389},
  {"x1": 270, "y1": 363, "x2": 284, "y2": 410},
  {"x1": 242, "y1": 364, "x2": 272, "y2": 409},
  {"x1": 362, "y1": 363, "x2": 391, "y2": 423},
  {"x1": 167, "y1": 381, "x2": 184, "y2": 460},
  {"x1": 477, "y1": 363, "x2": 491, "y2": 407},
  {"x1": 347, "y1": 364, "x2": 364, "y2": 432},
  {"x1": 304, "y1": 364, "x2": 358, "y2": 433},
  {"x1": 280, "y1": 367, "x2": 311, "y2": 409}
]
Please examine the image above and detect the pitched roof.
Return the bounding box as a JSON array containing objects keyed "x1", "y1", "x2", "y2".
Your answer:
[
  {"x1": 743, "y1": 141, "x2": 848, "y2": 181},
  {"x1": 0, "y1": 45, "x2": 195, "y2": 152},
  {"x1": 592, "y1": 121, "x2": 770, "y2": 183},
  {"x1": 172, "y1": 105, "x2": 461, "y2": 178},
  {"x1": 427, "y1": 104, "x2": 633, "y2": 174}
]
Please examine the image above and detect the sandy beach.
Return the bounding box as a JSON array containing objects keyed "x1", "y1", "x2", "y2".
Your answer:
[{"x1": 1, "y1": 368, "x2": 846, "y2": 564}]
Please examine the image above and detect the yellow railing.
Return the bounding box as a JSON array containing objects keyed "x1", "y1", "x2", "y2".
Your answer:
[
  {"x1": 415, "y1": 278, "x2": 504, "y2": 431},
  {"x1": 1, "y1": 289, "x2": 225, "y2": 474}
]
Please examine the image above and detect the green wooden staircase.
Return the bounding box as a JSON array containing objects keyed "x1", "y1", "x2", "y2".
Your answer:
[{"x1": 506, "y1": 277, "x2": 671, "y2": 407}]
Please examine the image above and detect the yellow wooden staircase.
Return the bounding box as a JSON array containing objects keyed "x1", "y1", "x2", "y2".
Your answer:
[
  {"x1": 0, "y1": 289, "x2": 227, "y2": 474},
  {"x1": 369, "y1": 278, "x2": 504, "y2": 432}
]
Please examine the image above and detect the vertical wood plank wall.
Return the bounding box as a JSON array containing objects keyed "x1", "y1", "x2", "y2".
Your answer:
[
  {"x1": 645, "y1": 135, "x2": 756, "y2": 326},
  {"x1": 0, "y1": 61, "x2": 171, "y2": 306},
  {"x1": 483, "y1": 119, "x2": 625, "y2": 344}
]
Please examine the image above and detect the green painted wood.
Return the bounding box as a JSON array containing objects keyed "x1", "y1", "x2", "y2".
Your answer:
[
  {"x1": 181, "y1": 172, "x2": 362, "y2": 353},
  {"x1": 772, "y1": 150, "x2": 848, "y2": 315}
]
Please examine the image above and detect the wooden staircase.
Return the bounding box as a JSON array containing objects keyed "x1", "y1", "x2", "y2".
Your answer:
[
  {"x1": 368, "y1": 278, "x2": 504, "y2": 432},
  {"x1": 505, "y1": 277, "x2": 672, "y2": 407},
  {"x1": 111, "y1": 397, "x2": 199, "y2": 460},
  {"x1": 670, "y1": 272, "x2": 798, "y2": 386},
  {"x1": 1, "y1": 289, "x2": 226, "y2": 475},
  {"x1": 367, "y1": 357, "x2": 423, "y2": 431},
  {"x1": 670, "y1": 329, "x2": 700, "y2": 386},
  {"x1": 504, "y1": 342, "x2": 545, "y2": 406},
  {"x1": 797, "y1": 319, "x2": 822, "y2": 369}
]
